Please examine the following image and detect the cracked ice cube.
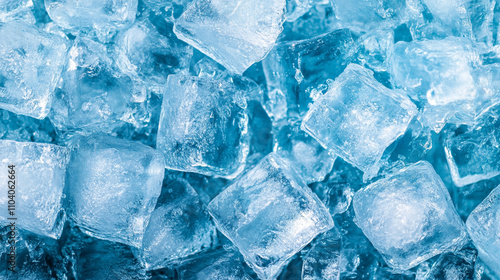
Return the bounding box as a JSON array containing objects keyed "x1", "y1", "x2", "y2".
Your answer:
[
  {"x1": 301, "y1": 63, "x2": 417, "y2": 174},
  {"x1": 353, "y1": 161, "x2": 467, "y2": 270},
  {"x1": 67, "y1": 135, "x2": 165, "y2": 248},
  {"x1": 208, "y1": 153, "x2": 333, "y2": 279},
  {"x1": 174, "y1": 0, "x2": 286, "y2": 74},
  {"x1": 141, "y1": 178, "x2": 216, "y2": 270},
  {"x1": 0, "y1": 140, "x2": 69, "y2": 239},
  {"x1": 0, "y1": 21, "x2": 67, "y2": 119},
  {"x1": 466, "y1": 185, "x2": 500, "y2": 278},
  {"x1": 156, "y1": 74, "x2": 250, "y2": 178}
]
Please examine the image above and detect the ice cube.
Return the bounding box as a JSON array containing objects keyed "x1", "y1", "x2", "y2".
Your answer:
[
  {"x1": 50, "y1": 37, "x2": 150, "y2": 133},
  {"x1": 45, "y1": 0, "x2": 138, "y2": 41},
  {"x1": 466, "y1": 184, "x2": 500, "y2": 277},
  {"x1": 263, "y1": 29, "x2": 356, "y2": 120},
  {"x1": 177, "y1": 249, "x2": 253, "y2": 280},
  {"x1": 0, "y1": 0, "x2": 35, "y2": 23},
  {"x1": 174, "y1": 0, "x2": 286, "y2": 74},
  {"x1": 419, "y1": 247, "x2": 477, "y2": 280},
  {"x1": 353, "y1": 161, "x2": 467, "y2": 270},
  {"x1": 141, "y1": 178, "x2": 216, "y2": 270},
  {"x1": 115, "y1": 19, "x2": 193, "y2": 96},
  {"x1": 302, "y1": 230, "x2": 341, "y2": 280},
  {"x1": 443, "y1": 105, "x2": 500, "y2": 187},
  {"x1": 0, "y1": 140, "x2": 69, "y2": 239},
  {"x1": 420, "y1": 0, "x2": 473, "y2": 38},
  {"x1": 66, "y1": 135, "x2": 165, "y2": 248},
  {"x1": 156, "y1": 74, "x2": 250, "y2": 178},
  {"x1": 0, "y1": 21, "x2": 67, "y2": 119},
  {"x1": 274, "y1": 120, "x2": 335, "y2": 184},
  {"x1": 301, "y1": 63, "x2": 417, "y2": 175},
  {"x1": 208, "y1": 153, "x2": 333, "y2": 279}
]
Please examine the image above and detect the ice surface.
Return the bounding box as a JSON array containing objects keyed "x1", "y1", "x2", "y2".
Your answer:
[
  {"x1": 302, "y1": 64, "x2": 417, "y2": 174},
  {"x1": 50, "y1": 37, "x2": 150, "y2": 133},
  {"x1": 353, "y1": 161, "x2": 467, "y2": 270},
  {"x1": 466, "y1": 185, "x2": 500, "y2": 277},
  {"x1": 141, "y1": 178, "x2": 216, "y2": 270},
  {"x1": 331, "y1": 0, "x2": 405, "y2": 32},
  {"x1": 174, "y1": 0, "x2": 286, "y2": 74},
  {"x1": 45, "y1": 0, "x2": 138, "y2": 41},
  {"x1": 177, "y1": 249, "x2": 253, "y2": 280},
  {"x1": 0, "y1": 109, "x2": 57, "y2": 144},
  {"x1": 443, "y1": 110, "x2": 500, "y2": 187},
  {"x1": 263, "y1": 29, "x2": 356, "y2": 120},
  {"x1": 390, "y1": 38, "x2": 480, "y2": 131},
  {"x1": 418, "y1": 248, "x2": 477, "y2": 280},
  {"x1": 357, "y1": 29, "x2": 394, "y2": 72},
  {"x1": 421, "y1": 0, "x2": 473, "y2": 37},
  {"x1": 0, "y1": 0, "x2": 35, "y2": 23},
  {"x1": 285, "y1": 0, "x2": 313, "y2": 22},
  {"x1": 208, "y1": 153, "x2": 333, "y2": 279},
  {"x1": 302, "y1": 230, "x2": 341, "y2": 280},
  {"x1": 0, "y1": 140, "x2": 69, "y2": 239},
  {"x1": 274, "y1": 120, "x2": 336, "y2": 184},
  {"x1": 156, "y1": 73, "x2": 250, "y2": 178},
  {"x1": 115, "y1": 19, "x2": 192, "y2": 95},
  {"x1": 67, "y1": 135, "x2": 165, "y2": 248},
  {"x1": 0, "y1": 21, "x2": 67, "y2": 119}
]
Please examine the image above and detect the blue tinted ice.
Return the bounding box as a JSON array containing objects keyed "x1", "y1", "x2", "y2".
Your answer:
[
  {"x1": 67, "y1": 135, "x2": 165, "y2": 248},
  {"x1": 174, "y1": 0, "x2": 286, "y2": 74},
  {"x1": 353, "y1": 161, "x2": 467, "y2": 270},
  {"x1": 302, "y1": 64, "x2": 417, "y2": 175},
  {"x1": 0, "y1": 0, "x2": 35, "y2": 23},
  {"x1": 302, "y1": 230, "x2": 341, "y2": 280},
  {"x1": 466, "y1": 185, "x2": 500, "y2": 278},
  {"x1": 156, "y1": 74, "x2": 250, "y2": 178},
  {"x1": 208, "y1": 153, "x2": 333, "y2": 279},
  {"x1": 0, "y1": 21, "x2": 67, "y2": 119},
  {"x1": 0, "y1": 140, "x2": 69, "y2": 239},
  {"x1": 263, "y1": 29, "x2": 356, "y2": 120},
  {"x1": 141, "y1": 178, "x2": 216, "y2": 270},
  {"x1": 45, "y1": 0, "x2": 138, "y2": 41}
]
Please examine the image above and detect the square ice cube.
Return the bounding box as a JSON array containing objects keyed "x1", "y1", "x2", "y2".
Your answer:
[
  {"x1": 67, "y1": 135, "x2": 165, "y2": 248},
  {"x1": 0, "y1": 22, "x2": 67, "y2": 119},
  {"x1": 301, "y1": 63, "x2": 417, "y2": 174},
  {"x1": 466, "y1": 185, "x2": 500, "y2": 277},
  {"x1": 353, "y1": 161, "x2": 467, "y2": 270},
  {"x1": 0, "y1": 140, "x2": 70, "y2": 239},
  {"x1": 208, "y1": 153, "x2": 333, "y2": 279},
  {"x1": 174, "y1": 0, "x2": 286, "y2": 74},
  {"x1": 141, "y1": 178, "x2": 216, "y2": 270},
  {"x1": 156, "y1": 74, "x2": 250, "y2": 178},
  {"x1": 262, "y1": 29, "x2": 356, "y2": 120},
  {"x1": 45, "y1": 0, "x2": 137, "y2": 41}
]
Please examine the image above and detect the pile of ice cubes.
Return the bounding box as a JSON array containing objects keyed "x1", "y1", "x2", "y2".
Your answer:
[{"x1": 1, "y1": 0, "x2": 500, "y2": 279}]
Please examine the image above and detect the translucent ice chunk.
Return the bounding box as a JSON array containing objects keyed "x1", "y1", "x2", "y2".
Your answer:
[
  {"x1": 156, "y1": 74, "x2": 250, "y2": 178},
  {"x1": 67, "y1": 135, "x2": 165, "y2": 248},
  {"x1": 302, "y1": 230, "x2": 341, "y2": 280},
  {"x1": 466, "y1": 185, "x2": 500, "y2": 278},
  {"x1": 420, "y1": 0, "x2": 473, "y2": 37},
  {"x1": 177, "y1": 249, "x2": 253, "y2": 280},
  {"x1": 45, "y1": 0, "x2": 138, "y2": 41},
  {"x1": 0, "y1": 140, "x2": 69, "y2": 239},
  {"x1": 115, "y1": 19, "x2": 193, "y2": 95},
  {"x1": 353, "y1": 161, "x2": 467, "y2": 270},
  {"x1": 0, "y1": 0, "x2": 35, "y2": 23},
  {"x1": 263, "y1": 29, "x2": 356, "y2": 120},
  {"x1": 174, "y1": 0, "x2": 286, "y2": 74},
  {"x1": 50, "y1": 37, "x2": 149, "y2": 133},
  {"x1": 0, "y1": 22, "x2": 67, "y2": 119},
  {"x1": 141, "y1": 178, "x2": 216, "y2": 270},
  {"x1": 208, "y1": 153, "x2": 333, "y2": 279},
  {"x1": 302, "y1": 64, "x2": 417, "y2": 174}
]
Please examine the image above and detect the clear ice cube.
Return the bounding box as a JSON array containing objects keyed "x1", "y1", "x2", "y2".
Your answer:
[
  {"x1": 0, "y1": 0, "x2": 35, "y2": 24},
  {"x1": 141, "y1": 178, "x2": 216, "y2": 270},
  {"x1": 353, "y1": 161, "x2": 467, "y2": 270},
  {"x1": 0, "y1": 140, "x2": 69, "y2": 239},
  {"x1": 302, "y1": 230, "x2": 342, "y2": 280},
  {"x1": 0, "y1": 21, "x2": 67, "y2": 119},
  {"x1": 67, "y1": 135, "x2": 165, "y2": 248},
  {"x1": 208, "y1": 153, "x2": 333, "y2": 279},
  {"x1": 302, "y1": 63, "x2": 417, "y2": 174},
  {"x1": 466, "y1": 184, "x2": 500, "y2": 278},
  {"x1": 174, "y1": 0, "x2": 286, "y2": 74},
  {"x1": 156, "y1": 73, "x2": 250, "y2": 178}
]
